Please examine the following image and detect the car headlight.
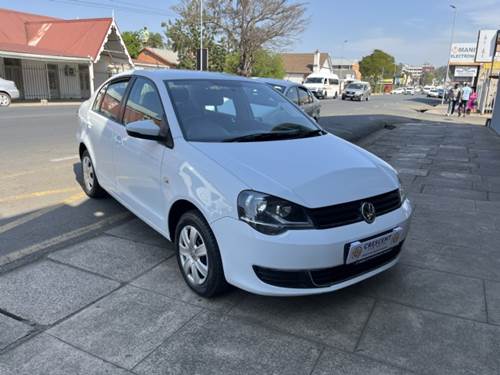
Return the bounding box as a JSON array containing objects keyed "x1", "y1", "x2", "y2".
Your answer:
[
  {"x1": 237, "y1": 190, "x2": 314, "y2": 235},
  {"x1": 398, "y1": 175, "x2": 406, "y2": 203}
]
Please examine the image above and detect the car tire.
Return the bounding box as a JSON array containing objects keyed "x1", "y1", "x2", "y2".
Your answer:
[
  {"x1": 341, "y1": 95, "x2": 345, "y2": 100},
  {"x1": 0, "y1": 92, "x2": 11, "y2": 107},
  {"x1": 366, "y1": 96, "x2": 369, "y2": 101},
  {"x1": 175, "y1": 210, "x2": 230, "y2": 298},
  {"x1": 81, "y1": 150, "x2": 107, "y2": 198},
  {"x1": 334, "y1": 92, "x2": 338, "y2": 99}
]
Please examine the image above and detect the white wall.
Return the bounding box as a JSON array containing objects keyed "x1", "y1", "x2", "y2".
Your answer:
[
  {"x1": 21, "y1": 60, "x2": 49, "y2": 99},
  {"x1": 57, "y1": 63, "x2": 81, "y2": 98}
]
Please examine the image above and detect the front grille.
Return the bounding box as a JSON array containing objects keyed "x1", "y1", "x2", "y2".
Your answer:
[
  {"x1": 253, "y1": 243, "x2": 402, "y2": 289},
  {"x1": 307, "y1": 189, "x2": 401, "y2": 229}
]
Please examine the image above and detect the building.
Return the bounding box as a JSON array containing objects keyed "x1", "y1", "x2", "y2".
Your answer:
[
  {"x1": 330, "y1": 58, "x2": 362, "y2": 80},
  {"x1": 280, "y1": 50, "x2": 333, "y2": 83},
  {"x1": 401, "y1": 64, "x2": 423, "y2": 85},
  {"x1": 0, "y1": 8, "x2": 133, "y2": 100},
  {"x1": 133, "y1": 47, "x2": 178, "y2": 70}
]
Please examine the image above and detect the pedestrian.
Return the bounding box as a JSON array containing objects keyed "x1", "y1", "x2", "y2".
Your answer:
[
  {"x1": 447, "y1": 84, "x2": 460, "y2": 116},
  {"x1": 458, "y1": 83, "x2": 472, "y2": 117},
  {"x1": 466, "y1": 89, "x2": 477, "y2": 114}
]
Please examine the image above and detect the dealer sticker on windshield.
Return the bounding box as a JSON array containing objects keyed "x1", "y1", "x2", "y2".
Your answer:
[{"x1": 346, "y1": 227, "x2": 403, "y2": 264}]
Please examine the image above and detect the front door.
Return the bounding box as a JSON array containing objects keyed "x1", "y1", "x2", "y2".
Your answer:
[
  {"x1": 78, "y1": 65, "x2": 91, "y2": 98},
  {"x1": 47, "y1": 64, "x2": 60, "y2": 99},
  {"x1": 114, "y1": 77, "x2": 167, "y2": 230}
]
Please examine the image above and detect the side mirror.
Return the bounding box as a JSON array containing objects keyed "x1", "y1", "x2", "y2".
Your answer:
[{"x1": 126, "y1": 119, "x2": 162, "y2": 141}]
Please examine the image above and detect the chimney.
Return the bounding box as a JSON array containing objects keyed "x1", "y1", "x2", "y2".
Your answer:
[{"x1": 313, "y1": 50, "x2": 320, "y2": 73}]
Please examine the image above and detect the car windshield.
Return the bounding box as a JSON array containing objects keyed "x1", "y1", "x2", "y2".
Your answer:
[
  {"x1": 165, "y1": 79, "x2": 322, "y2": 142},
  {"x1": 305, "y1": 77, "x2": 323, "y2": 83},
  {"x1": 347, "y1": 83, "x2": 363, "y2": 90}
]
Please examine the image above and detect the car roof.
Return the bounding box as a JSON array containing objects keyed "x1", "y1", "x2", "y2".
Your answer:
[
  {"x1": 251, "y1": 77, "x2": 297, "y2": 88},
  {"x1": 130, "y1": 69, "x2": 253, "y2": 82}
]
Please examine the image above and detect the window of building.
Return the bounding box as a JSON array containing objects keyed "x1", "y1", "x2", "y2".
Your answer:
[{"x1": 123, "y1": 78, "x2": 164, "y2": 126}]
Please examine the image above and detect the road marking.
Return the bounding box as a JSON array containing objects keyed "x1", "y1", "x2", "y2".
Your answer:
[
  {"x1": 50, "y1": 155, "x2": 79, "y2": 162},
  {"x1": 0, "y1": 192, "x2": 85, "y2": 235},
  {"x1": 0, "y1": 187, "x2": 80, "y2": 203},
  {"x1": 0, "y1": 211, "x2": 131, "y2": 267},
  {"x1": 2, "y1": 164, "x2": 72, "y2": 180}
]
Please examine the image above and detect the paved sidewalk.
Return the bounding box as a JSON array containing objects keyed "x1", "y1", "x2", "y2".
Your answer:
[{"x1": 1, "y1": 121, "x2": 500, "y2": 374}]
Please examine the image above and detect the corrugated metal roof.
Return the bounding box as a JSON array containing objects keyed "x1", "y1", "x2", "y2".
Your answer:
[{"x1": 0, "y1": 8, "x2": 113, "y2": 60}]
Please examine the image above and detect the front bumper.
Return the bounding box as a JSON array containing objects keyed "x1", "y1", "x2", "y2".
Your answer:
[
  {"x1": 7, "y1": 89, "x2": 20, "y2": 99},
  {"x1": 212, "y1": 199, "x2": 412, "y2": 296}
]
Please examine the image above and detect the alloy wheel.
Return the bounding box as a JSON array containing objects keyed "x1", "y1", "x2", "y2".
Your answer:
[
  {"x1": 178, "y1": 225, "x2": 208, "y2": 285},
  {"x1": 0, "y1": 93, "x2": 10, "y2": 106},
  {"x1": 82, "y1": 155, "x2": 95, "y2": 192}
]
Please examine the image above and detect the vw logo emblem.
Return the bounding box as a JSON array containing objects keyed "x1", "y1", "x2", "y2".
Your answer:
[{"x1": 361, "y1": 202, "x2": 376, "y2": 224}]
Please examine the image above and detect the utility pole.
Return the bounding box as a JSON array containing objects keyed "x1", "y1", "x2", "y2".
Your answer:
[
  {"x1": 442, "y1": 4, "x2": 457, "y2": 105},
  {"x1": 199, "y1": 0, "x2": 203, "y2": 71}
]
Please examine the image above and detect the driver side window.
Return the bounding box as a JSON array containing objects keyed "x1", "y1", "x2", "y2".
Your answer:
[{"x1": 123, "y1": 78, "x2": 165, "y2": 126}]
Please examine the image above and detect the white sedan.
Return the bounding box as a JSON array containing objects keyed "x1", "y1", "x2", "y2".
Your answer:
[{"x1": 77, "y1": 70, "x2": 412, "y2": 297}]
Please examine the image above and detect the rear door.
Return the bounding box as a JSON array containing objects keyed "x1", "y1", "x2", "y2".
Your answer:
[
  {"x1": 87, "y1": 78, "x2": 130, "y2": 192},
  {"x1": 113, "y1": 76, "x2": 168, "y2": 229}
]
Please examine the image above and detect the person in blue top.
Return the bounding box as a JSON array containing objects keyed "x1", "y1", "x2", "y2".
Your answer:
[{"x1": 458, "y1": 83, "x2": 472, "y2": 117}]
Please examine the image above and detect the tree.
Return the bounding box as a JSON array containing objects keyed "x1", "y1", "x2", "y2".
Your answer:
[
  {"x1": 122, "y1": 30, "x2": 165, "y2": 59},
  {"x1": 421, "y1": 71, "x2": 435, "y2": 86},
  {"x1": 434, "y1": 65, "x2": 447, "y2": 83},
  {"x1": 122, "y1": 31, "x2": 142, "y2": 58},
  {"x1": 359, "y1": 49, "x2": 396, "y2": 91},
  {"x1": 225, "y1": 49, "x2": 285, "y2": 78},
  {"x1": 169, "y1": 0, "x2": 308, "y2": 76}
]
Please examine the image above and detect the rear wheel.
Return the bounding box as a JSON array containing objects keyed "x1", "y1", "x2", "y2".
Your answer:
[
  {"x1": 81, "y1": 150, "x2": 106, "y2": 198},
  {"x1": 0, "y1": 92, "x2": 11, "y2": 107},
  {"x1": 175, "y1": 210, "x2": 229, "y2": 298}
]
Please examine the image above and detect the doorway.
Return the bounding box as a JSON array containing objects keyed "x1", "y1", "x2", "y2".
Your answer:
[{"x1": 47, "y1": 64, "x2": 60, "y2": 99}]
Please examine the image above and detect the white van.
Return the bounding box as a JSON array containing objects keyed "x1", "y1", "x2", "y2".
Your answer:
[{"x1": 303, "y1": 73, "x2": 340, "y2": 99}]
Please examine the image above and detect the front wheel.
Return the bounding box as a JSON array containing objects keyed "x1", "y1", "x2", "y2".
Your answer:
[
  {"x1": 0, "y1": 92, "x2": 11, "y2": 107},
  {"x1": 81, "y1": 150, "x2": 107, "y2": 198},
  {"x1": 175, "y1": 210, "x2": 229, "y2": 298}
]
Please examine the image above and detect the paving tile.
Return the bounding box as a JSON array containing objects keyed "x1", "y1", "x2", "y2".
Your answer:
[
  {"x1": 0, "y1": 261, "x2": 119, "y2": 325},
  {"x1": 422, "y1": 185, "x2": 487, "y2": 201},
  {"x1": 0, "y1": 334, "x2": 132, "y2": 375},
  {"x1": 353, "y1": 263, "x2": 486, "y2": 321},
  {"x1": 134, "y1": 311, "x2": 321, "y2": 375},
  {"x1": 0, "y1": 314, "x2": 32, "y2": 350},
  {"x1": 229, "y1": 290, "x2": 375, "y2": 351},
  {"x1": 407, "y1": 192, "x2": 475, "y2": 213},
  {"x1": 475, "y1": 200, "x2": 500, "y2": 214},
  {"x1": 485, "y1": 280, "x2": 500, "y2": 325},
  {"x1": 400, "y1": 239, "x2": 500, "y2": 282},
  {"x1": 312, "y1": 347, "x2": 413, "y2": 375},
  {"x1": 49, "y1": 235, "x2": 170, "y2": 282},
  {"x1": 395, "y1": 167, "x2": 429, "y2": 176},
  {"x1": 132, "y1": 257, "x2": 243, "y2": 312},
  {"x1": 105, "y1": 218, "x2": 172, "y2": 248},
  {"x1": 413, "y1": 176, "x2": 473, "y2": 189},
  {"x1": 357, "y1": 301, "x2": 500, "y2": 375},
  {"x1": 489, "y1": 191, "x2": 500, "y2": 201},
  {"x1": 429, "y1": 171, "x2": 482, "y2": 182},
  {"x1": 48, "y1": 285, "x2": 201, "y2": 369}
]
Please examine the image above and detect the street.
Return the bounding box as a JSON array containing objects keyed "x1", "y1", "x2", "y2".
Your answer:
[{"x1": 2, "y1": 96, "x2": 500, "y2": 374}]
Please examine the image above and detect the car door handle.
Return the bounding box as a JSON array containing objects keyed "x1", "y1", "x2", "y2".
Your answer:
[{"x1": 114, "y1": 135, "x2": 123, "y2": 145}]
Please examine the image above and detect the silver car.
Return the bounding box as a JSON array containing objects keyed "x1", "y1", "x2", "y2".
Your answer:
[
  {"x1": 342, "y1": 82, "x2": 371, "y2": 101},
  {"x1": 0, "y1": 77, "x2": 20, "y2": 106}
]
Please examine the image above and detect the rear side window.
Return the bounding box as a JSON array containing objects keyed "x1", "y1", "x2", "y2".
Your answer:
[
  {"x1": 329, "y1": 79, "x2": 339, "y2": 85},
  {"x1": 123, "y1": 78, "x2": 164, "y2": 126},
  {"x1": 92, "y1": 85, "x2": 107, "y2": 111},
  {"x1": 99, "y1": 80, "x2": 129, "y2": 122}
]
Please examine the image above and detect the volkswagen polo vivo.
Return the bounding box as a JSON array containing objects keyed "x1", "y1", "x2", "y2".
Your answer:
[{"x1": 77, "y1": 70, "x2": 412, "y2": 297}]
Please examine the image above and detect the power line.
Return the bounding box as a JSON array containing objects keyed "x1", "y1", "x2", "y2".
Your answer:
[
  {"x1": 106, "y1": 0, "x2": 174, "y2": 15},
  {"x1": 48, "y1": 0, "x2": 173, "y2": 17}
]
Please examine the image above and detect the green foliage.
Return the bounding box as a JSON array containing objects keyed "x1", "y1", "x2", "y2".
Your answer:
[
  {"x1": 122, "y1": 31, "x2": 142, "y2": 58},
  {"x1": 122, "y1": 30, "x2": 165, "y2": 59},
  {"x1": 224, "y1": 50, "x2": 285, "y2": 78},
  {"x1": 163, "y1": 17, "x2": 226, "y2": 71},
  {"x1": 421, "y1": 71, "x2": 435, "y2": 85},
  {"x1": 359, "y1": 49, "x2": 396, "y2": 90},
  {"x1": 434, "y1": 65, "x2": 447, "y2": 83}
]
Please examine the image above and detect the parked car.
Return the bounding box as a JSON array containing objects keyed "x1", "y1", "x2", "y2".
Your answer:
[
  {"x1": 253, "y1": 78, "x2": 321, "y2": 121},
  {"x1": 303, "y1": 73, "x2": 340, "y2": 99},
  {"x1": 391, "y1": 87, "x2": 404, "y2": 94},
  {"x1": 342, "y1": 81, "x2": 371, "y2": 101},
  {"x1": 403, "y1": 87, "x2": 415, "y2": 95},
  {"x1": 0, "y1": 77, "x2": 20, "y2": 106},
  {"x1": 422, "y1": 85, "x2": 434, "y2": 95},
  {"x1": 77, "y1": 70, "x2": 412, "y2": 297},
  {"x1": 427, "y1": 87, "x2": 444, "y2": 98}
]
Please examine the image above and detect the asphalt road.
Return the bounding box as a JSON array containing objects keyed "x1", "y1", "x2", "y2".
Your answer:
[{"x1": 0, "y1": 94, "x2": 441, "y2": 270}]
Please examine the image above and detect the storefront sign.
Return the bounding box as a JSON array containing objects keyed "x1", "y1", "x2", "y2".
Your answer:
[
  {"x1": 450, "y1": 43, "x2": 476, "y2": 63},
  {"x1": 455, "y1": 67, "x2": 478, "y2": 77},
  {"x1": 475, "y1": 30, "x2": 499, "y2": 62}
]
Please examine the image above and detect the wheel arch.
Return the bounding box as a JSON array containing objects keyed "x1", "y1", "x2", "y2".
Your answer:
[{"x1": 168, "y1": 199, "x2": 205, "y2": 242}]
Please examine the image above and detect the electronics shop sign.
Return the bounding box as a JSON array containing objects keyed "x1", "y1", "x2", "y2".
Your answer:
[{"x1": 450, "y1": 43, "x2": 476, "y2": 63}]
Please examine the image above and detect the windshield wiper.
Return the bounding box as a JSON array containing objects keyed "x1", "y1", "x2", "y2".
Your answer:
[{"x1": 222, "y1": 129, "x2": 325, "y2": 142}]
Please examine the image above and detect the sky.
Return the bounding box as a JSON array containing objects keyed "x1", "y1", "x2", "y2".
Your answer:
[{"x1": 3, "y1": 0, "x2": 500, "y2": 66}]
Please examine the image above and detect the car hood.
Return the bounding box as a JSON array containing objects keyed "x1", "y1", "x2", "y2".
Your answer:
[{"x1": 191, "y1": 134, "x2": 398, "y2": 208}]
